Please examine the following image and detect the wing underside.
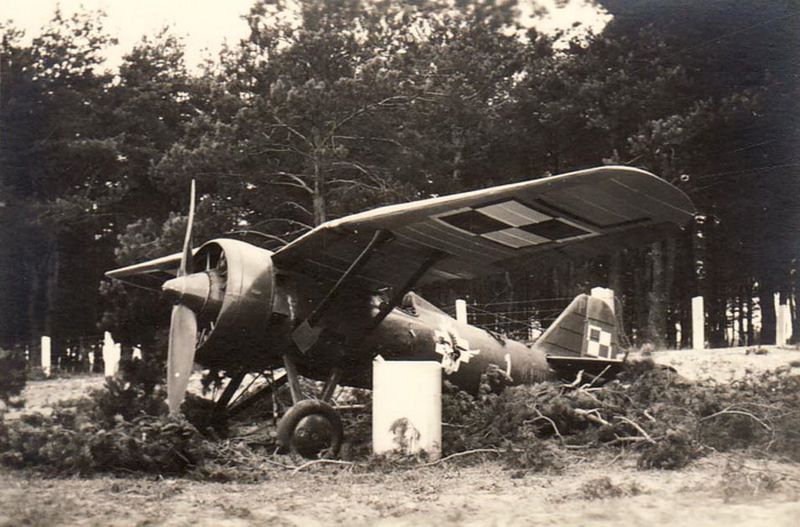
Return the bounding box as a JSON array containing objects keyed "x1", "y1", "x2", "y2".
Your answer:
[
  {"x1": 105, "y1": 251, "x2": 186, "y2": 290},
  {"x1": 272, "y1": 166, "x2": 696, "y2": 289}
]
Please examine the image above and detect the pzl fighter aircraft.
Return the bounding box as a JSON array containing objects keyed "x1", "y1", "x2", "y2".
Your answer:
[{"x1": 107, "y1": 166, "x2": 695, "y2": 457}]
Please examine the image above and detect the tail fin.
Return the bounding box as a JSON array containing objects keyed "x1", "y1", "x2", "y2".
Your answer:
[{"x1": 534, "y1": 294, "x2": 621, "y2": 360}]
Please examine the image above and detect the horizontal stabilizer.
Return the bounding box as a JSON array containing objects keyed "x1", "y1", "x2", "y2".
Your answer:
[{"x1": 546, "y1": 355, "x2": 625, "y2": 382}]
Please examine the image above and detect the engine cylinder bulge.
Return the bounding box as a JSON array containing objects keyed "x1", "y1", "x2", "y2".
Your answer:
[{"x1": 192, "y1": 239, "x2": 275, "y2": 366}]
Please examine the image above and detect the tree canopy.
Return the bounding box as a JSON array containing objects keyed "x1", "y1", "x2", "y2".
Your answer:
[{"x1": 1, "y1": 0, "x2": 797, "y2": 350}]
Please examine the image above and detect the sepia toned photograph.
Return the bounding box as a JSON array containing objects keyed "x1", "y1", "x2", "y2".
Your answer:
[{"x1": 1, "y1": 1, "x2": 798, "y2": 525}]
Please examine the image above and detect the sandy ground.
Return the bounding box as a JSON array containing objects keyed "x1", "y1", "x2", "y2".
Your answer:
[
  {"x1": 651, "y1": 345, "x2": 800, "y2": 382},
  {"x1": 1, "y1": 453, "x2": 799, "y2": 527},
  {"x1": 2, "y1": 345, "x2": 800, "y2": 526}
]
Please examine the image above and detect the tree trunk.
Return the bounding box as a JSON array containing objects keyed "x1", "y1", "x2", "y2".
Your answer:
[
  {"x1": 790, "y1": 259, "x2": 798, "y2": 344},
  {"x1": 692, "y1": 215, "x2": 708, "y2": 297},
  {"x1": 759, "y1": 288, "x2": 776, "y2": 345},
  {"x1": 707, "y1": 289, "x2": 727, "y2": 348},
  {"x1": 646, "y1": 241, "x2": 667, "y2": 348},
  {"x1": 26, "y1": 258, "x2": 42, "y2": 338},
  {"x1": 737, "y1": 288, "x2": 746, "y2": 346},
  {"x1": 312, "y1": 159, "x2": 326, "y2": 226},
  {"x1": 679, "y1": 295, "x2": 692, "y2": 348},
  {"x1": 608, "y1": 250, "x2": 622, "y2": 293},
  {"x1": 451, "y1": 126, "x2": 464, "y2": 183},
  {"x1": 664, "y1": 238, "x2": 677, "y2": 348},
  {"x1": 43, "y1": 239, "x2": 60, "y2": 337},
  {"x1": 633, "y1": 249, "x2": 648, "y2": 346},
  {"x1": 746, "y1": 283, "x2": 755, "y2": 345}
]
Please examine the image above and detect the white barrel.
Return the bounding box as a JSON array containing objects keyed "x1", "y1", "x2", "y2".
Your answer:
[{"x1": 372, "y1": 360, "x2": 441, "y2": 460}]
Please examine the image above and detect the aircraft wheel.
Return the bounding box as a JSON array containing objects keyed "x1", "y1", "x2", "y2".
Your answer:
[{"x1": 277, "y1": 399, "x2": 343, "y2": 459}]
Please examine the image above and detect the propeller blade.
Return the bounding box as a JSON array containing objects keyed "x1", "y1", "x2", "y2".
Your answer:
[
  {"x1": 167, "y1": 303, "x2": 198, "y2": 415},
  {"x1": 178, "y1": 179, "x2": 196, "y2": 277}
]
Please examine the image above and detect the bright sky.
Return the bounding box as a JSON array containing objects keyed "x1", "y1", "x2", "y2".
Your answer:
[{"x1": 3, "y1": 0, "x2": 609, "y2": 71}]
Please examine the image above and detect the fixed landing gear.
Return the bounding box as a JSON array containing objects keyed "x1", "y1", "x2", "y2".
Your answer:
[
  {"x1": 277, "y1": 399, "x2": 343, "y2": 458},
  {"x1": 201, "y1": 369, "x2": 288, "y2": 434},
  {"x1": 277, "y1": 355, "x2": 344, "y2": 459},
  {"x1": 200, "y1": 356, "x2": 345, "y2": 459}
]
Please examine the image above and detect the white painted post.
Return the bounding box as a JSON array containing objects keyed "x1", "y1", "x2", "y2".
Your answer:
[
  {"x1": 455, "y1": 299, "x2": 467, "y2": 324},
  {"x1": 373, "y1": 360, "x2": 441, "y2": 460},
  {"x1": 529, "y1": 319, "x2": 543, "y2": 341},
  {"x1": 112, "y1": 343, "x2": 121, "y2": 375},
  {"x1": 102, "y1": 331, "x2": 120, "y2": 377},
  {"x1": 132, "y1": 346, "x2": 143, "y2": 361},
  {"x1": 777, "y1": 301, "x2": 792, "y2": 346},
  {"x1": 692, "y1": 296, "x2": 705, "y2": 350},
  {"x1": 40, "y1": 336, "x2": 51, "y2": 377},
  {"x1": 783, "y1": 304, "x2": 793, "y2": 344},
  {"x1": 774, "y1": 293, "x2": 782, "y2": 345},
  {"x1": 591, "y1": 287, "x2": 615, "y2": 314}
]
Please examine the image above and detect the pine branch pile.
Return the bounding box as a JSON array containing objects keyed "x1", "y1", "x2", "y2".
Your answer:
[
  {"x1": 0, "y1": 348, "x2": 26, "y2": 410},
  {"x1": 0, "y1": 358, "x2": 213, "y2": 476},
  {"x1": 440, "y1": 360, "x2": 800, "y2": 470},
  {"x1": 2, "y1": 356, "x2": 798, "y2": 478}
]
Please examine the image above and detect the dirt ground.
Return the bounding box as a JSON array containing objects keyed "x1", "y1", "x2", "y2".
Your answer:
[{"x1": 2, "y1": 345, "x2": 800, "y2": 527}]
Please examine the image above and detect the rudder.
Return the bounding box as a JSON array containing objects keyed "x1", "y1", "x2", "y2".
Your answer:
[{"x1": 534, "y1": 294, "x2": 620, "y2": 360}]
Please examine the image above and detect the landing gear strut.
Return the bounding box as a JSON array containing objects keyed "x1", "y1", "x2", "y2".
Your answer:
[
  {"x1": 199, "y1": 369, "x2": 288, "y2": 436},
  {"x1": 277, "y1": 355, "x2": 344, "y2": 458}
]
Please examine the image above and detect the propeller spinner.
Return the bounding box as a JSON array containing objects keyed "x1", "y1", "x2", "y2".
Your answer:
[{"x1": 165, "y1": 180, "x2": 199, "y2": 415}]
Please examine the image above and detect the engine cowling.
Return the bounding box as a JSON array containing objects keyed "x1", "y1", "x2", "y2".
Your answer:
[{"x1": 187, "y1": 239, "x2": 276, "y2": 368}]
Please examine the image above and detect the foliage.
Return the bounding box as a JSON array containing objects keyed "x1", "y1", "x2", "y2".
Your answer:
[
  {"x1": 4, "y1": 358, "x2": 800, "y2": 478},
  {"x1": 2, "y1": 0, "x2": 798, "y2": 351},
  {"x1": 0, "y1": 356, "x2": 193, "y2": 475},
  {"x1": 437, "y1": 361, "x2": 800, "y2": 470},
  {"x1": 91, "y1": 373, "x2": 168, "y2": 429},
  {"x1": 0, "y1": 348, "x2": 26, "y2": 409},
  {"x1": 0, "y1": 410, "x2": 206, "y2": 475}
]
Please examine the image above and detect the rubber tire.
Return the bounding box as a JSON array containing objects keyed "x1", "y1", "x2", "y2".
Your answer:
[{"x1": 276, "y1": 399, "x2": 343, "y2": 459}]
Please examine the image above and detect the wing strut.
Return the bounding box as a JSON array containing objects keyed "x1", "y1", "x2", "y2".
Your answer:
[
  {"x1": 292, "y1": 229, "x2": 393, "y2": 353},
  {"x1": 367, "y1": 250, "x2": 444, "y2": 330}
]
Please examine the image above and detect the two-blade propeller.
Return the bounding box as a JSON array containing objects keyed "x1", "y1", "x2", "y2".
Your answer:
[{"x1": 164, "y1": 180, "x2": 199, "y2": 414}]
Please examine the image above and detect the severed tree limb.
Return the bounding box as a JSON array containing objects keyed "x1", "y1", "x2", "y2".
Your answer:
[
  {"x1": 614, "y1": 416, "x2": 656, "y2": 444},
  {"x1": 607, "y1": 436, "x2": 650, "y2": 446},
  {"x1": 252, "y1": 217, "x2": 313, "y2": 231},
  {"x1": 574, "y1": 408, "x2": 611, "y2": 427},
  {"x1": 700, "y1": 409, "x2": 773, "y2": 431},
  {"x1": 525, "y1": 412, "x2": 565, "y2": 442},
  {"x1": 581, "y1": 365, "x2": 611, "y2": 389},
  {"x1": 291, "y1": 459, "x2": 355, "y2": 475},
  {"x1": 417, "y1": 448, "x2": 508, "y2": 468},
  {"x1": 561, "y1": 370, "x2": 584, "y2": 389}
]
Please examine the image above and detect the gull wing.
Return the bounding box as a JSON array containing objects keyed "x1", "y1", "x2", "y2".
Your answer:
[{"x1": 272, "y1": 166, "x2": 696, "y2": 289}]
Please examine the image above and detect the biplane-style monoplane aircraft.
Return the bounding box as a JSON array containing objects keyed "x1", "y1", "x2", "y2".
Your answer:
[{"x1": 107, "y1": 166, "x2": 695, "y2": 457}]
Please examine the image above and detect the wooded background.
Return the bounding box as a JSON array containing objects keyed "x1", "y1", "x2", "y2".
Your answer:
[{"x1": 1, "y1": 0, "x2": 798, "y2": 354}]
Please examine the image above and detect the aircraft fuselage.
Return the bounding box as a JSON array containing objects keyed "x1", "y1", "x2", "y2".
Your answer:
[{"x1": 189, "y1": 239, "x2": 554, "y2": 393}]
